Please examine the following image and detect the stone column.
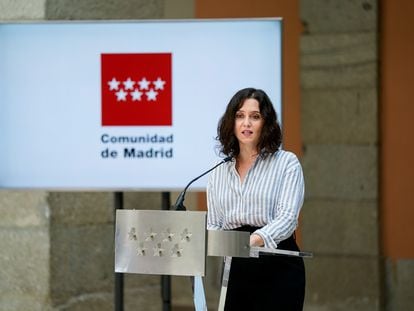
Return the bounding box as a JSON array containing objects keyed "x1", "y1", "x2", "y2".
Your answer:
[{"x1": 300, "y1": 1, "x2": 380, "y2": 310}]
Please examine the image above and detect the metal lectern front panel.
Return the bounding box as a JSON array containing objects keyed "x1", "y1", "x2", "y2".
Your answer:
[
  {"x1": 115, "y1": 210, "x2": 207, "y2": 276},
  {"x1": 207, "y1": 230, "x2": 250, "y2": 257}
]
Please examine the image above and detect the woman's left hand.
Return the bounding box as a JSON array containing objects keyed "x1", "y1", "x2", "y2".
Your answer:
[{"x1": 250, "y1": 233, "x2": 264, "y2": 247}]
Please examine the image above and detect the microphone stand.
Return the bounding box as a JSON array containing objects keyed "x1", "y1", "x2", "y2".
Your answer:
[
  {"x1": 171, "y1": 156, "x2": 232, "y2": 311},
  {"x1": 172, "y1": 156, "x2": 232, "y2": 211}
]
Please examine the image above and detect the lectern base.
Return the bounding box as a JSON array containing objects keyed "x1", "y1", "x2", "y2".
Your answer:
[
  {"x1": 113, "y1": 210, "x2": 313, "y2": 311},
  {"x1": 193, "y1": 276, "x2": 208, "y2": 311}
]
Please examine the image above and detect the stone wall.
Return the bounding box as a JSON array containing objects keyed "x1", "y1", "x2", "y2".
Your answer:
[
  {"x1": 45, "y1": 0, "x2": 164, "y2": 20},
  {"x1": 300, "y1": 1, "x2": 380, "y2": 310},
  {"x1": 48, "y1": 192, "x2": 116, "y2": 310},
  {"x1": 0, "y1": 191, "x2": 51, "y2": 311}
]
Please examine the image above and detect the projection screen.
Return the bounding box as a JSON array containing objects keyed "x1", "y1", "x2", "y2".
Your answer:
[{"x1": 0, "y1": 18, "x2": 282, "y2": 190}]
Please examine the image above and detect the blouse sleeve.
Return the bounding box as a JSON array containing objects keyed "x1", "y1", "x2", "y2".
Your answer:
[
  {"x1": 254, "y1": 155, "x2": 305, "y2": 248},
  {"x1": 206, "y1": 173, "x2": 223, "y2": 230}
]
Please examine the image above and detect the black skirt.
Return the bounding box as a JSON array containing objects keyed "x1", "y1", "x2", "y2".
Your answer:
[{"x1": 224, "y1": 226, "x2": 305, "y2": 311}]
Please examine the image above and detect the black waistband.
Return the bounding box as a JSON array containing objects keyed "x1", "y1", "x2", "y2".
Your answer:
[{"x1": 230, "y1": 225, "x2": 299, "y2": 251}]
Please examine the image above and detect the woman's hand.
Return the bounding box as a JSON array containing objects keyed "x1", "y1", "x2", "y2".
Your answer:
[{"x1": 250, "y1": 233, "x2": 264, "y2": 247}]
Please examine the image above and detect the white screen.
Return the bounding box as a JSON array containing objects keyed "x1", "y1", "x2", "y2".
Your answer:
[{"x1": 0, "y1": 19, "x2": 282, "y2": 190}]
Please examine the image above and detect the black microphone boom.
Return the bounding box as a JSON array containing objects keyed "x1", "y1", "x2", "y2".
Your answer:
[{"x1": 173, "y1": 156, "x2": 232, "y2": 211}]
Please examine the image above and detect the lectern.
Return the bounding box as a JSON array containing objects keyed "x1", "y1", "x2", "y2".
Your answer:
[{"x1": 115, "y1": 210, "x2": 312, "y2": 310}]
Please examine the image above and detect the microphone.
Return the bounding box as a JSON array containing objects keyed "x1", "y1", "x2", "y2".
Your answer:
[{"x1": 173, "y1": 156, "x2": 232, "y2": 211}]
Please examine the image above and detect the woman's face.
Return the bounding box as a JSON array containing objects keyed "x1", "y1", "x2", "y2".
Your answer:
[{"x1": 234, "y1": 98, "x2": 264, "y2": 149}]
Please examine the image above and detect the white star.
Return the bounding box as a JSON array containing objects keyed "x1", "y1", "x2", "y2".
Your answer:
[
  {"x1": 170, "y1": 244, "x2": 183, "y2": 257},
  {"x1": 146, "y1": 89, "x2": 158, "y2": 101},
  {"x1": 138, "y1": 77, "x2": 150, "y2": 90},
  {"x1": 153, "y1": 243, "x2": 164, "y2": 257},
  {"x1": 123, "y1": 77, "x2": 135, "y2": 90},
  {"x1": 115, "y1": 89, "x2": 127, "y2": 101},
  {"x1": 108, "y1": 78, "x2": 120, "y2": 90},
  {"x1": 128, "y1": 227, "x2": 137, "y2": 240},
  {"x1": 162, "y1": 229, "x2": 175, "y2": 242},
  {"x1": 144, "y1": 228, "x2": 157, "y2": 241},
  {"x1": 137, "y1": 242, "x2": 147, "y2": 256},
  {"x1": 153, "y1": 77, "x2": 166, "y2": 90},
  {"x1": 180, "y1": 228, "x2": 192, "y2": 242},
  {"x1": 131, "y1": 89, "x2": 143, "y2": 101}
]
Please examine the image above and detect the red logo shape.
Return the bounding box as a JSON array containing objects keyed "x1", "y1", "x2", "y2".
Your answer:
[{"x1": 101, "y1": 53, "x2": 172, "y2": 126}]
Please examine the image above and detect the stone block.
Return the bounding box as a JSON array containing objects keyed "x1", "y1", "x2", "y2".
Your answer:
[
  {"x1": 395, "y1": 260, "x2": 414, "y2": 310},
  {"x1": 0, "y1": 0, "x2": 46, "y2": 19},
  {"x1": 0, "y1": 228, "x2": 50, "y2": 305},
  {"x1": 301, "y1": 61, "x2": 376, "y2": 90},
  {"x1": 124, "y1": 277, "x2": 162, "y2": 311},
  {"x1": 123, "y1": 275, "x2": 160, "y2": 310},
  {"x1": 0, "y1": 191, "x2": 49, "y2": 228},
  {"x1": 300, "y1": 31, "x2": 377, "y2": 89},
  {"x1": 172, "y1": 276, "x2": 194, "y2": 307},
  {"x1": 123, "y1": 191, "x2": 199, "y2": 211},
  {"x1": 301, "y1": 33, "x2": 377, "y2": 68},
  {"x1": 49, "y1": 292, "x2": 113, "y2": 311},
  {"x1": 163, "y1": 0, "x2": 194, "y2": 18},
  {"x1": 304, "y1": 256, "x2": 380, "y2": 311},
  {"x1": 45, "y1": 0, "x2": 164, "y2": 20},
  {"x1": 171, "y1": 191, "x2": 199, "y2": 211},
  {"x1": 48, "y1": 192, "x2": 113, "y2": 225},
  {"x1": 302, "y1": 144, "x2": 378, "y2": 200},
  {"x1": 301, "y1": 199, "x2": 379, "y2": 256},
  {"x1": 124, "y1": 275, "x2": 161, "y2": 311},
  {"x1": 300, "y1": 0, "x2": 377, "y2": 34},
  {"x1": 0, "y1": 293, "x2": 52, "y2": 311},
  {"x1": 123, "y1": 192, "x2": 162, "y2": 210},
  {"x1": 301, "y1": 88, "x2": 377, "y2": 144},
  {"x1": 50, "y1": 224, "x2": 114, "y2": 306},
  {"x1": 385, "y1": 259, "x2": 414, "y2": 311}
]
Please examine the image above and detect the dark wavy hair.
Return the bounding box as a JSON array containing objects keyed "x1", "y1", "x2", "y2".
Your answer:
[{"x1": 217, "y1": 87, "x2": 282, "y2": 158}]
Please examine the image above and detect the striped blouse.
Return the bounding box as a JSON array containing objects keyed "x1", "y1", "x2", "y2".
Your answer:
[{"x1": 206, "y1": 150, "x2": 305, "y2": 249}]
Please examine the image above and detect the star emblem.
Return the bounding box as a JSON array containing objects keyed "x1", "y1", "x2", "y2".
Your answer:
[
  {"x1": 138, "y1": 77, "x2": 150, "y2": 90},
  {"x1": 146, "y1": 89, "x2": 158, "y2": 101},
  {"x1": 127, "y1": 227, "x2": 137, "y2": 240},
  {"x1": 170, "y1": 244, "x2": 183, "y2": 257},
  {"x1": 137, "y1": 242, "x2": 147, "y2": 256},
  {"x1": 108, "y1": 78, "x2": 120, "y2": 90},
  {"x1": 162, "y1": 228, "x2": 175, "y2": 242},
  {"x1": 123, "y1": 77, "x2": 135, "y2": 90},
  {"x1": 131, "y1": 89, "x2": 143, "y2": 101},
  {"x1": 153, "y1": 243, "x2": 164, "y2": 257},
  {"x1": 115, "y1": 89, "x2": 127, "y2": 101},
  {"x1": 153, "y1": 77, "x2": 166, "y2": 90},
  {"x1": 144, "y1": 228, "x2": 157, "y2": 241},
  {"x1": 180, "y1": 228, "x2": 192, "y2": 242}
]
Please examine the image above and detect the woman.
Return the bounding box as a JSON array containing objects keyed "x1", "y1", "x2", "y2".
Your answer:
[{"x1": 207, "y1": 88, "x2": 305, "y2": 310}]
